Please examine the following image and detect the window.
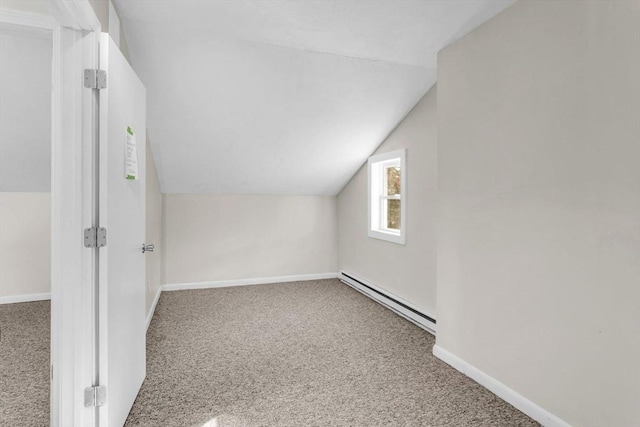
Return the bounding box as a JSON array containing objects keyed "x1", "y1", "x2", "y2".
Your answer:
[{"x1": 368, "y1": 149, "x2": 406, "y2": 244}]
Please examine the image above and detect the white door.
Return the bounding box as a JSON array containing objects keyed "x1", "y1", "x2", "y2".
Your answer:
[{"x1": 98, "y1": 33, "x2": 147, "y2": 427}]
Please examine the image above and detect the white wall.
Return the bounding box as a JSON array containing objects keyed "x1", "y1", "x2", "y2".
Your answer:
[
  {"x1": 0, "y1": 23, "x2": 52, "y2": 300},
  {"x1": 0, "y1": 24, "x2": 52, "y2": 192},
  {"x1": 436, "y1": 1, "x2": 640, "y2": 426},
  {"x1": 145, "y1": 138, "x2": 162, "y2": 314},
  {"x1": 0, "y1": 193, "x2": 51, "y2": 298},
  {"x1": 162, "y1": 194, "x2": 337, "y2": 284},
  {"x1": 337, "y1": 86, "x2": 438, "y2": 316},
  {"x1": 89, "y1": 0, "x2": 132, "y2": 60}
]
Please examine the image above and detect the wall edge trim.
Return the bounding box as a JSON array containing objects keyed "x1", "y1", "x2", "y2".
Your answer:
[
  {"x1": 0, "y1": 8, "x2": 57, "y2": 30},
  {"x1": 432, "y1": 344, "x2": 571, "y2": 427},
  {"x1": 145, "y1": 286, "x2": 162, "y2": 331},
  {"x1": 161, "y1": 272, "x2": 339, "y2": 292},
  {"x1": 0, "y1": 292, "x2": 51, "y2": 304}
]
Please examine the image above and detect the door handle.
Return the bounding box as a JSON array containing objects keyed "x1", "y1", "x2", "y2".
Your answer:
[{"x1": 142, "y1": 243, "x2": 155, "y2": 253}]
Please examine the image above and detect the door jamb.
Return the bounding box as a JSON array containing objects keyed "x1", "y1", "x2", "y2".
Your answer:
[
  {"x1": 49, "y1": 1, "x2": 101, "y2": 425},
  {"x1": 1, "y1": 2, "x2": 101, "y2": 426}
]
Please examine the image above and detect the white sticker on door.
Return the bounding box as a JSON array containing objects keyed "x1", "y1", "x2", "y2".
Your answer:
[{"x1": 125, "y1": 126, "x2": 138, "y2": 180}]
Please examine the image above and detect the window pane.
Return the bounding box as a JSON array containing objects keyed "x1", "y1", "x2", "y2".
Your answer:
[
  {"x1": 387, "y1": 199, "x2": 401, "y2": 230},
  {"x1": 386, "y1": 166, "x2": 401, "y2": 195}
]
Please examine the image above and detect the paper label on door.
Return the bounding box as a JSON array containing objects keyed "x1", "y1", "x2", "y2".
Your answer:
[{"x1": 125, "y1": 126, "x2": 138, "y2": 180}]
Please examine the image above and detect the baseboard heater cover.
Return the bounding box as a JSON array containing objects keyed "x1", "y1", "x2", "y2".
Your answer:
[{"x1": 339, "y1": 271, "x2": 436, "y2": 335}]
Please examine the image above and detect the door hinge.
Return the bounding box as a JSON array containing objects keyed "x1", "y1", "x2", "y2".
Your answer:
[
  {"x1": 84, "y1": 385, "x2": 106, "y2": 407},
  {"x1": 84, "y1": 69, "x2": 107, "y2": 89},
  {"x1": 84, "y1": 227, "x2": 107, "y2": 248}
]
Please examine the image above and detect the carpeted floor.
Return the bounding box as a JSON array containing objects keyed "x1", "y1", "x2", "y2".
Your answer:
[
  {"x1": 126, "y1": 279, "x2": 538, "y2": 427},
  {"x1": 0, "y1": 300, "x2": 50, "y2": 427}
]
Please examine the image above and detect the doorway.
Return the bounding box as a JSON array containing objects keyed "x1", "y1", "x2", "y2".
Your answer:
[
  {"x1": 0, "y1": 3, "x2": 101, "y2": 426},
  {"x1": 0, "y1": 17, "x2": 54, "y2": 426}
]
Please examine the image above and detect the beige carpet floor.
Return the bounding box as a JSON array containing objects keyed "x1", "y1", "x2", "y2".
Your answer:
[
  {"x1": 126, "y1": 279, "x2": 538, "y2": 427},
  {"x1": 0, "y1": 300, "x2": 50, "y2": 427}
]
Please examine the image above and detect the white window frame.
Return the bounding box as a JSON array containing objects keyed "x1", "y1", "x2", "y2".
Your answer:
[{"x1": 368, "y1": 148, "x2": 406, "y2": 244}]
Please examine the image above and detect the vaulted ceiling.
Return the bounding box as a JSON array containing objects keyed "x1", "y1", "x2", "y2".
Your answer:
[{"x1": 115, "y1": 0, "x2": 514, "y2": 195}]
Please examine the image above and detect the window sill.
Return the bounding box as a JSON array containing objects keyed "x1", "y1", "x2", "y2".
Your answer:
[{"x1": 368, "y1": 229, "x2": 406, "y2": 245}]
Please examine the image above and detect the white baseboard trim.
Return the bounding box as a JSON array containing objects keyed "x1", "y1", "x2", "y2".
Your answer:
[
  {"x1": 162, "y1": 272, "x2": 339, "y2": 292},
  {"x1": 0, "y1": 292, "x2": 51, "y2": 305},
  {"x1": 339, "y1": 270, "x2": 436, "y2": 335},
  {"x1": 145, "y1": 286, "x2": 162, "y2": 331},
  {"x1": 433, "y1": 345, "x2": 570, "y2": 427}
]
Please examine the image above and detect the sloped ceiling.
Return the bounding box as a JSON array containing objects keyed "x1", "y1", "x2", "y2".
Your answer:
[{"x1": 115, "y1": 0, "x2": 514, "y2": 195}]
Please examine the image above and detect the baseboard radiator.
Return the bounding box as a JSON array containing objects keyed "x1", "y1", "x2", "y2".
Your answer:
[{"x1": 339, "y1": 271, "x2": 436, "y2": 335}]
